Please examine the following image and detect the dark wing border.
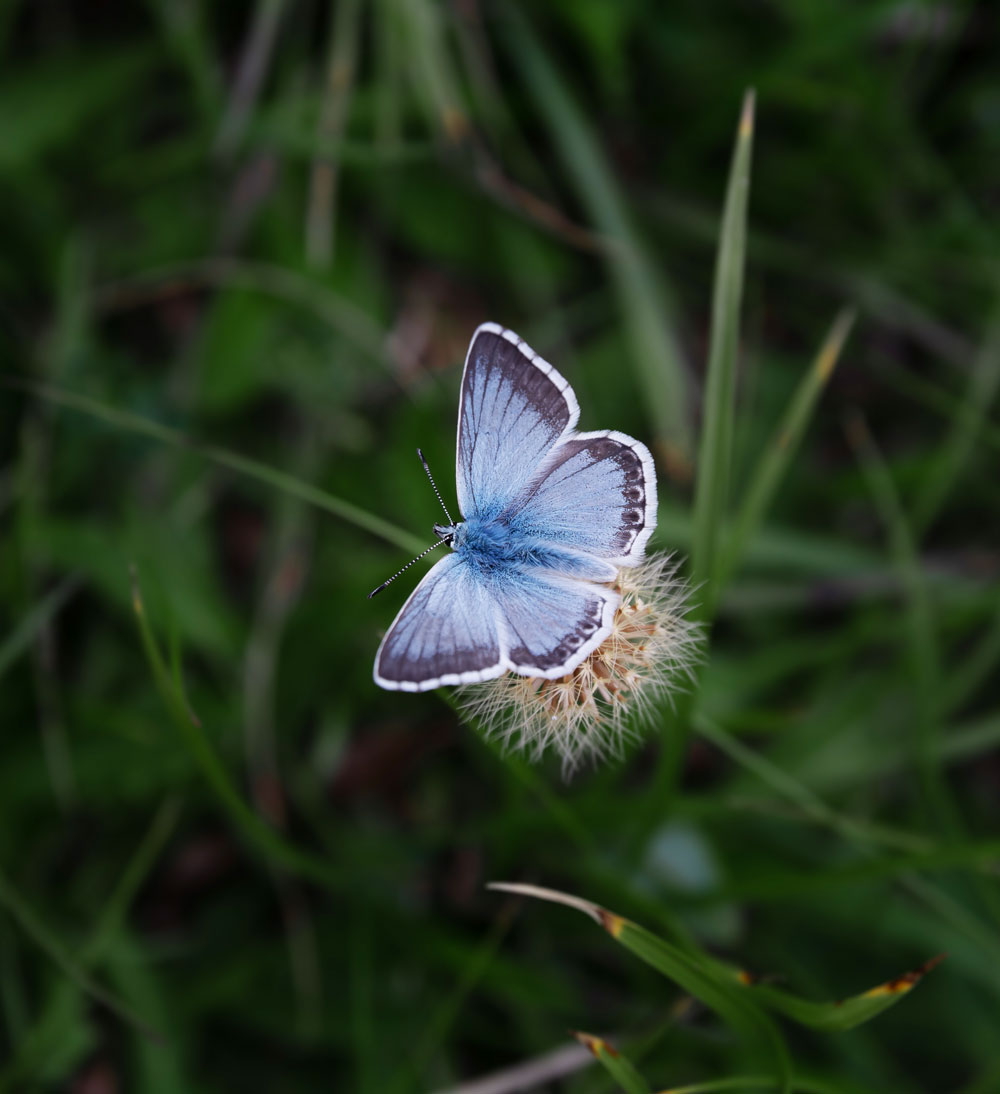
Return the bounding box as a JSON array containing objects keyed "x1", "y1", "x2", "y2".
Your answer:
[
  {"x1": 373, "y1": 555, "x2": 507, "y2": 692},
  {"x1": 503, "y1": 427, "x2": 659, "y2": 566},
  {"x1": 455, "y1": 322, "x2": 580, "y2": 518}
]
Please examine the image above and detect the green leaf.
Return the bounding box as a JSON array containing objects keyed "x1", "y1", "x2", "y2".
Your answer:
[
  {"x1": 743, "y1": 955, "x2": 946, "y2": 1033},
  {"x1": 574, "y1": 1031, "x2": 651, "y2": 1094},
  {"x1": 691, "y1": 91, "x2": 755, "y2": 614},
  {"x1": 130, "y1": 569, "x2": 349, "y2": 895},
  {"x1": 914, "y1": 299, "x2": 1000, "y2": 531},
  {"x1": 489, "y1": 882, "x2": 792, "y2": 1093},
  {"x1": 0, "y1": 865, "x2": 161, "y2": 1051},
  {"x1": 718, "y1": 309, "x2": 855, "y2": 586},
  {"x1": 0, "y1": 48, "x2": 157, "y2": 169},
  {"x1": 16, "y1": 380, "x2": 423, "y2": 553},
  {"x1": 503, "y1": 7, "x2": 693, "y2": 468}
]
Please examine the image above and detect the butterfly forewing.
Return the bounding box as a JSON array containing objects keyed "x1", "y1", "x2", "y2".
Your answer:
[
  {"x1": 457, "y1": 323, "x2": 579, "y2": 521},
  {"x1": 374, "y1": 554, "x2": 505, "y2": 691}
]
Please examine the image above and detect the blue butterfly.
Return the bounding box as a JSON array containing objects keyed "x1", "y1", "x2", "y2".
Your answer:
[{"x1": 373, "y1": 322, "x2": 657, "y2": 691}]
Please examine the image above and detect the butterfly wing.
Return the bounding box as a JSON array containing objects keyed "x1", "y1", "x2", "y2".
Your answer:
[
  {"x1": 503, "y1": 429, "x2": 658, "y2": 567},
  {"x1": 495, "y1": 567, "x2": 619, "y2": 678},
  {"x1": 376, "y1": 324, "x2": 656, "y2": 690},
  {"x1": 373, "y1": 553, "x2": 505, "y2": 691},
  {"x1": 457, "y1": 323, "x2": 579, "y2": 521},
  {"x1": 373, "y1": 551, "x2": 618, "y2": 687}
]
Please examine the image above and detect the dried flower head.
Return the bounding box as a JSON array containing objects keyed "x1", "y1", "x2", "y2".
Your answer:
[{"x1": 456, "y1": 554, "x2": 700, "y2": 772}]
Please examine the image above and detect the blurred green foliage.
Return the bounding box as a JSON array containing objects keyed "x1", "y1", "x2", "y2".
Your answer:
[{"x1": 2, "y1": 1, "x2": 999, "y2": 1091}]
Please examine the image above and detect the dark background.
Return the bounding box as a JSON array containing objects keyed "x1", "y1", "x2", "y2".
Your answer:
[{"x1": 1, "y1": 1, "x2": 999, "y2": 1091}]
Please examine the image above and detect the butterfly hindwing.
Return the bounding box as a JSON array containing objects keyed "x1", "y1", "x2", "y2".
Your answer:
[
  {"x1": 504, "y1": 429, "x2": 658, "y2": 566},
  {"x1": 495, "y1": 568, "x2": 619, "y2": 678},
  {"x1": 374, "y1": 553, "x2": 504, "y2": 691},
  {"x1": 457, "y1": 323, "x2": 579, "y2": 521}
]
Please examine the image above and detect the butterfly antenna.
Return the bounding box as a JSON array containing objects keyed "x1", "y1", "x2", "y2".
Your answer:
[
  {"x1": 417, "y1": 448, "x2": 454, "y2": 524},
  {"x1": 367, "y1": 539, "x2": 447, "y2": 599}
]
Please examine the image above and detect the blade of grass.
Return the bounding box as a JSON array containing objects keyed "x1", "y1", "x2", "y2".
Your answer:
[
  {"x1": 0, "y1": 917, "x2": 28, "y2": 1051},
  {"x1": 693, "y1": 714, "x2": 891, "y2": 851},
  {"x1": 502, "y1": 7, "x2": 693, "y2": 471},
  {"x1": 213, "y1": 0, "x2": 290, "y2": 160},
  {"x1": 0, "y1": 576, "x2": 80, "y2": 682},
  {"x1": 845, "y1": 415, "x2": 957, "y2": 837},
  {"x1": 0, "y1": 865, "x2": 162, "y2": 1051},
  {"x1": 744, "y1": 955, "x2": 945, "y2": 1033},
  {"x1": 691, "y1": 91, "x2": 755, "y2": 616},
  {"x1": 0, "y1": 800, "x2": 181, "y2": 1087},
  {"x1": 387, "y1": 910, "x2": 513, "y2": 1094},
  {"x1": 654, "y1": 1077, "x2": 872, "y2": 1094},
  {"x1": 693, "y1": 713, "x2": 1000, "y2": 968},
  {"x1": 913, "y1": 298, "x2": 1000, "y2": 531},
  {"x1": 14, "y1": 380, "x2": 424, "y2": 553},
  {"x1": 394, "y1": 0, "x2": 470, "y2": 144},
  {"x1": 143, "y1": 0, "x2": 221, "y2": 124},
  {"x1": 718, "y1": 309, "x2": 855, "y2": 587},
  {"x1": 131, "y1": 569, "x2": 350, "y2": 895},
  {"x1": 491, "y1": 881, "x2": 941, "y2": 1043},
  {"x1": 105, "y1": 931, "x2": 187, "y2": 1094},
  {"x1": 489, "y1": 883, "x2": 792, "y2": 1093},
  {"x1": 374, "y1": 0, "x2": 403, "y2": 149},
  {"x1": 886, "y1": 366, "x2": 1000, "y2": 456},
  {"x1": 92, "y1": 257, "x2": 391, "y2": 367},
  {"x1": 940, "y1": 597, "x2": 1000, "y2": 716},
  {"x1": 350, "y1": 906, "x2": 377, "y2": 1094},
  {"x1": 573, "y1": 1032, "x2": 651, "y2": 1094},
  {"x1": 306, "y1": 0, "x2": 362, "y2": 269}
]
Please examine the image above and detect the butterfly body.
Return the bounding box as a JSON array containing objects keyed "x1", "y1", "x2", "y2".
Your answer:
[{"x1": 373, "y1": 323, "x2": 658, "y2": 692}]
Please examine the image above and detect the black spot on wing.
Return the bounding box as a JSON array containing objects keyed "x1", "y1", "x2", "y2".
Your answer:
[
  {"x1": 509, "y1": 434, "x2": 652, "y2": 557},
  {"x1": 505, "y1": 590, "x2": 605, "y2": 672}
]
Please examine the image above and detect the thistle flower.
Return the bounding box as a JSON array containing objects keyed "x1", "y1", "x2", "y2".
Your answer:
[{"x1": 456, "y1": 554, "x2": 700, "y2": 772}]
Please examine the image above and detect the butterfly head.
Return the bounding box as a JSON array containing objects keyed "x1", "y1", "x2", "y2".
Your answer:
[{"x1": 433, "y1": 522, "x2": 460, "y2": 547}]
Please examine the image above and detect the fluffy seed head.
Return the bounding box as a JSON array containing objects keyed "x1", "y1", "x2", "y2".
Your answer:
[{"x1": 456, "y1": 554, "x2": 700, "y2": 773}]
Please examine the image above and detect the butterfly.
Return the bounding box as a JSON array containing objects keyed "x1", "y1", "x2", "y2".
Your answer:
[{"x1": 372, "y1": 322, "x2": 657, "y2": 692}]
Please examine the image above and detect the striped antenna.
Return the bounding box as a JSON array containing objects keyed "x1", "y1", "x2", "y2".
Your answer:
[
  {"x1": 367, "y1": 538, "x2": 447, "y2": 599},
  {"x1": 417, "y1": 448, "x2": 454, "y2": 524}
]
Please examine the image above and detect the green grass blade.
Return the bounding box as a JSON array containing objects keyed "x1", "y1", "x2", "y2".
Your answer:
[
  {"x1": 845, "y1": 416, "x2": 955, "y2": 835},
  {"x1": 0, "y1": 865, "x2": 162, "y2": 1048},
  {"x1": 15, "y1": 380, "x2": 424, "y2": 553},
  {"x1": 914, "y1": 300, "x2": 1000, "y2": 531},
  {"x1": 654, "y1": 1077, "x2": 871, "y2": 1094},
  {"x1": 503, "y1": 8, "x2": 693, "y2": 468},
  {"x1": 213, "y1": 0, "x2": 290, "y2": 160},
  {"x1": 745, "y1": 955, "x2": 945, "y2": 1033},
  {"x1": 93, "y1": 258, "x2": 392, "y2": 366},
  {"x1": 693, "y1": 714, "x2": 880, "y2": 849},
  {"x1": 131, "y1": 570, "x2": 349, "y2": 895},
  {"x1": 0, "y1": 801, "x2": 181, "y2": 1087},
  {"x1": 574, "y1": 1032, "x2": 651, "y2": 1094},
  {"x1": 0, "y1": 576, "x2": 79, "y2": 682},
  {"x1": 144, "y1": 0, "x2": 221, "y2": 124},
  {"x1": 387, "y1": 913, "x2": 513, "y2": 1093},
  {"x1": 940, "y1": 597, "x2": 1000, "y2": 716},
  {"x1": 718, "y1": 309, "x2": 855, "y2": 586},
  {"x1": 489, "y1": 883, "x2": 791, "y2": 1093},
  {"x1": 305, "y1": 0, "x2": 362, "y2": 269},
  {"x1": 694, "y1": 711, "x2": 1000, "y2": 965},
  {"x1": 691, "y1": 91, "x2": 755, "y2": 613},
  {"x1": 106, "y1": 931, "x2": 187, "y2": 1094},
  {"x1": 394, "y1": 0, "x2": 470, "y2": 144}
]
